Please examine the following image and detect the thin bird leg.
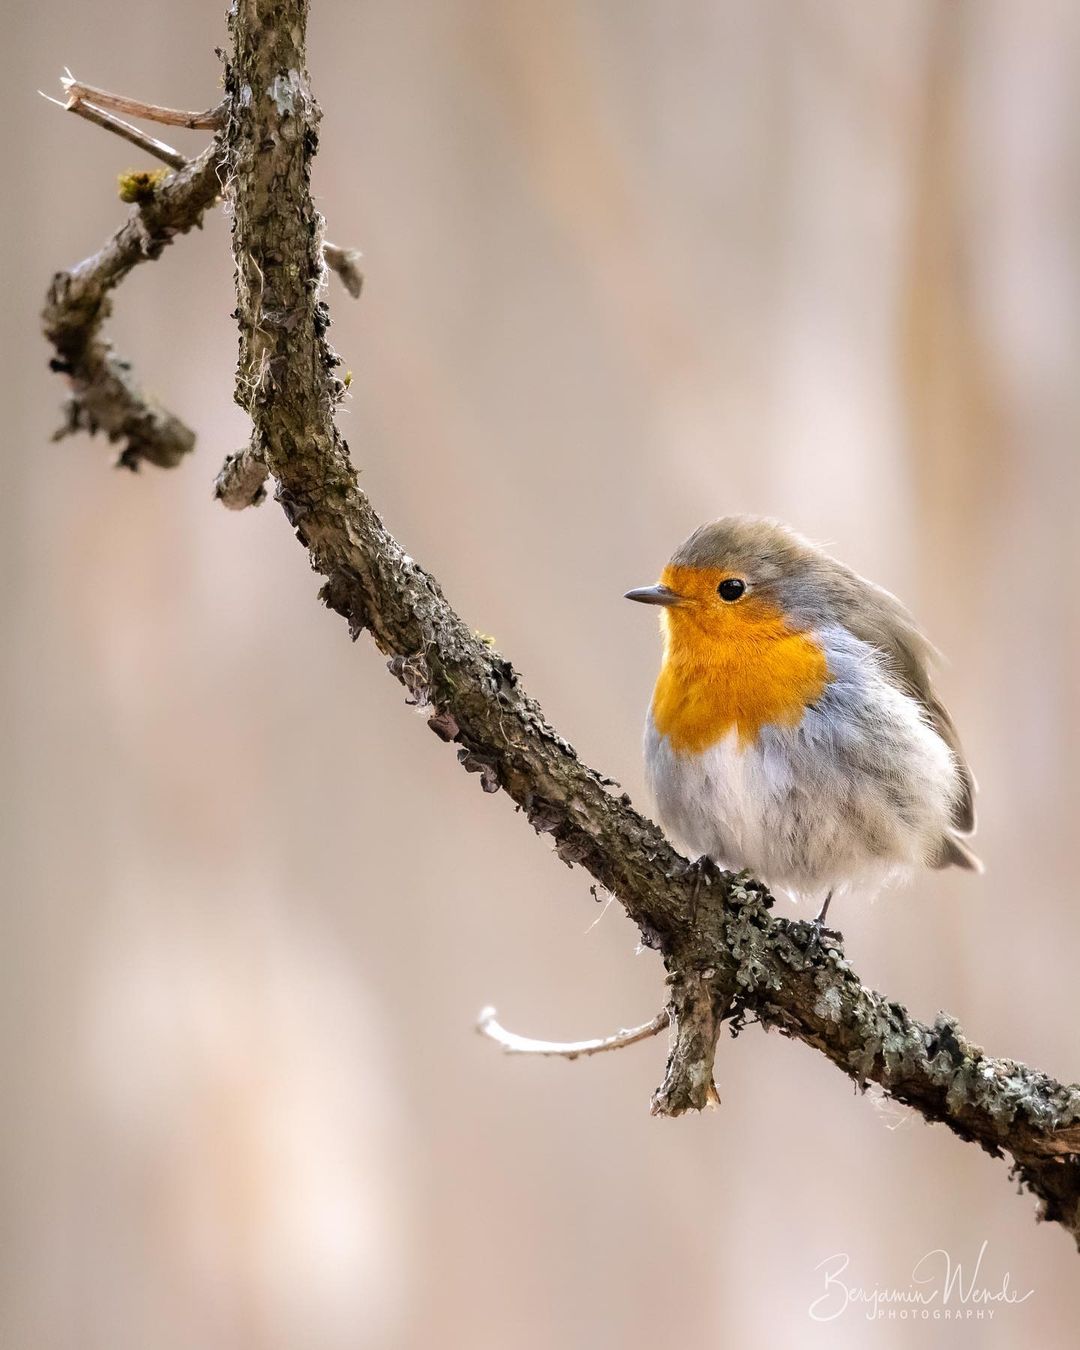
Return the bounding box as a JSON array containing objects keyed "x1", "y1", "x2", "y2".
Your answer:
[
  {"x1": 804, "y1": 890, "x2": 843, "y2": 954},
  {"x1": 688, "y1": 854, "x2": 712, "y2": 925}
]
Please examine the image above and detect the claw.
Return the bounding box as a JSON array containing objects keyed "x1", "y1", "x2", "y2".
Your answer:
[{"x1": 802, "y1": 916, "x2": 843, "y2": 954}]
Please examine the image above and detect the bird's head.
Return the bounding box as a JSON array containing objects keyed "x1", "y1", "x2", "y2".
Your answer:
[{"x1": 625, "y1": 516, "x2": 827, "y2": 650}]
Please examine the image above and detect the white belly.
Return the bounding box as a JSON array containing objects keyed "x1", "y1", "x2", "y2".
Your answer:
[
  {"x1": 647, "y1": 726, "x2": 776, "y2": 874},
  {"x1": 643, "y1": 664, "x2": 960, "y2": 904}
]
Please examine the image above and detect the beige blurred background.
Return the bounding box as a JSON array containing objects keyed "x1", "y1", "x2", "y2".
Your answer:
[{"x1": 4, "y1": 1, "x2": 1080, "y2": 1345}]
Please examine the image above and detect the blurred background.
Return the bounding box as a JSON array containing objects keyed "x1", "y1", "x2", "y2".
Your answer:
[{"x1": 4, "y1": 1, "x2": 1080, "y2": 1345}]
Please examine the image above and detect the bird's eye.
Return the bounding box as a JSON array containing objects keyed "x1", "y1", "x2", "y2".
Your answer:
[{"x1": 717, "y1": 578, "x2": 746, "y2": 602}]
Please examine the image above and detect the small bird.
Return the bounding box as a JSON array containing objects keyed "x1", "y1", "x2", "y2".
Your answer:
[{"x1": 626, "y1": 517, "x2": 979, "y2": 930}]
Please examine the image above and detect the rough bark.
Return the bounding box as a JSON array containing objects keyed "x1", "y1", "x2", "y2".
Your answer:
[{"x1": 39, "y1": 0, "x2": 1080, "y2": 1250}]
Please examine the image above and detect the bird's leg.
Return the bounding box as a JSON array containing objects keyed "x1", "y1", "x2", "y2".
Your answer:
[
  {"x1": 688, "y1": 855, "x2": 712, "y2": 926},
  {"x1": 804, "y1": 891, "x2": 843, "y2": 952}
]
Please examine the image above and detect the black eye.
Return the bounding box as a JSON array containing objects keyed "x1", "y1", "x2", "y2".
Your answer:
[{"x1": 717, "y1": 578, "x2": 746, "y2": 602}]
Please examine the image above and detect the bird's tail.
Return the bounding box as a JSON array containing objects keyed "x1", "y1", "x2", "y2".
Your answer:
[{"x1": 933, "y1": 832, "x2": 984, "y2": 874}]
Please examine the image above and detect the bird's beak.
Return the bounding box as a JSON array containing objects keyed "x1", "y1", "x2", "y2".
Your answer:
[{"x1": 624, "y1": 584, "x2": 682, "y2": 607}]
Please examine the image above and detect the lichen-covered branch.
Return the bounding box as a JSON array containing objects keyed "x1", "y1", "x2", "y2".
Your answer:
[{"x1": 42, "y1": 140, "x2": 222, "y2": 468}]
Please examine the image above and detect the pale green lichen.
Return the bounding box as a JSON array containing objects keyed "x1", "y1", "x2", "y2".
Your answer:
[
  {"x1": 269, "y1": 70, "x2": 302, "y2": 116},
  {"x1": 813, "y1": 985, "x2": 844, "y2": 1023}
]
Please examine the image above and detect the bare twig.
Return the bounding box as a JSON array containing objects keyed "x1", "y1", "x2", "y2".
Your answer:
[
  {"x1": 44, "y1": 79, "x2": 192, "y2": 181},
  {"x1": 477, "y1": 1006, "x2": 669, "y2": 1060},
  {"x1": 60, "y1": 70, "x2": 225, "y2": 129},
  {"x1": 41, "y1": 90, "x2": 188, "y2": 169}
]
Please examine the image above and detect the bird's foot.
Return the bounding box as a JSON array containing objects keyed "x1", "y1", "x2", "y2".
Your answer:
[{"x1": 800, "y1": 916, "x2": 844, "y2": 954}]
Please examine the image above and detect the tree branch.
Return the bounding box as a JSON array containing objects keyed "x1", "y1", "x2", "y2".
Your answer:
[
  {"x1": 40, "y1": 0, "x2": 1080, "y2": 1249},
  {"x1": 42, "y1": 140, "x2": 222, "y2": 467}
]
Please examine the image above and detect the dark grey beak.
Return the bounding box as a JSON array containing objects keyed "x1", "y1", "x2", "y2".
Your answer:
[{"x1": 624, "y1": 584, "x2": 682, "y2": 607}]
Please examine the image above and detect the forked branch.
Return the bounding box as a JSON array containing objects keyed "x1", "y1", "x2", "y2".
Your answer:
[{"x1": 41, "y1": 71, "x2": 361, "y2": 473}]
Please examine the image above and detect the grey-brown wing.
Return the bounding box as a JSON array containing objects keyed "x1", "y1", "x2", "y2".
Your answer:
[
  {"x1": 920, "y1": 690, "x2": 976, "y2": 835},
  {"x1": 828, "y1": 571, "x2": 977, "y2": 838}
]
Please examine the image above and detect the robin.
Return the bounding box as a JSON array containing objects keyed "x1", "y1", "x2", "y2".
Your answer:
[{"x1": 626, "y1": 516, "x2": 980, "y2": 932}]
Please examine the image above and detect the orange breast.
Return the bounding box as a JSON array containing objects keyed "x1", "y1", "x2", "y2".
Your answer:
[{"x1": 651, "y1": 565, "x2": 829, "y2": 753}]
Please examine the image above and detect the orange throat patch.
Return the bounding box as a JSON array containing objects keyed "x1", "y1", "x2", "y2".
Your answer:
[{"x1": 650, "y1": 564, "x2": 829, "y2": 753}]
